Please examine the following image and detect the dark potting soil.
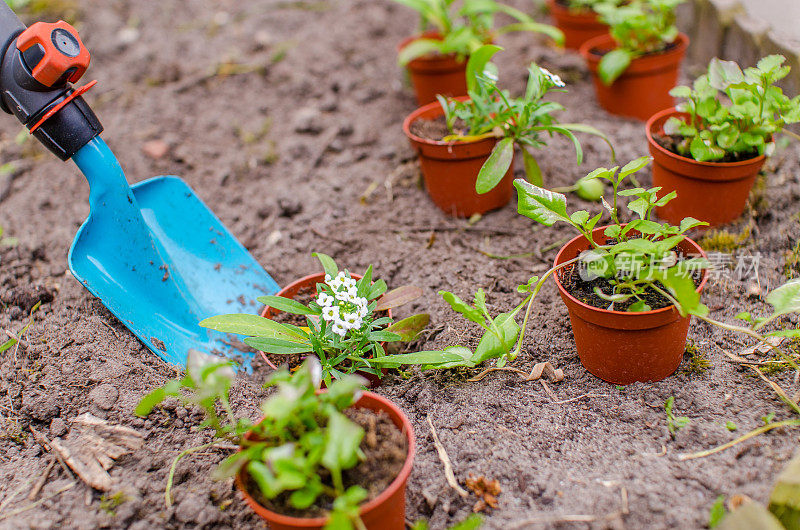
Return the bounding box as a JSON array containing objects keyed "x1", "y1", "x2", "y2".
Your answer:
[
  {"x1": 559, "y1": 259, "x2": 701, "y2": 311},
  {"x1": 653, "y1": 132, "x2": 761, "y2": 164},
  {"x1": 409, "y1": 115, "x2": 469, "y2": 141},
  {"x1": 244, "y1": 408, "x2": 407, "y2": 518},
  {"x1": 3, "y1": 1, "x2": 800, "y2": 528}
]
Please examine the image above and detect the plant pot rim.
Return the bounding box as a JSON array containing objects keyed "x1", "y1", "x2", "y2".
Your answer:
[
  {"x1": 552, "y1": 226, "x2": 708, "y2": 317},
  {"x1": 235, "y1": 390, "x2": 416, "y2": 527},
  {"x1": 402, "y1": 97, "x2": 498, "y2": 148},
  {"x1": 646, "y1": 107, "x2": 768, "y2": 169},
  {"x1": 547, "y1": 0, "x2": 599, "y2": 20},
  {"x1": 579, "y1": 32, "x2": 689, "y2": 69},
  {"x1": 397, "y1": 31, "x2": 467, "y2": 70}
]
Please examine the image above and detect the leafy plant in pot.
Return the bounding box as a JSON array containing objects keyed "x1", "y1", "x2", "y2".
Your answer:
[
  {"x1": 579, "y1": 0, "x2": 687, "y2": 120},
  {"x1": 547, "y1": 0, "x2": 619, "y2": 50},
  {"x1": 403, "y1": 44, "x2": 613, "y2": 217},
  {"x1": 370, "y1": 157, "x2": 800, "y2": 384},
  {"x1": 200, "y1": 253, "x2": 430, "y2": 387},
  {"x1": 647, "y1": 55, "x2": 800, "y2": 227},
  {"x1": 395, "y1": 0, "x2": 563, "y2": 104},
  {"x1": 136, "y1": 355, "x2": 415, "y2": 530}
]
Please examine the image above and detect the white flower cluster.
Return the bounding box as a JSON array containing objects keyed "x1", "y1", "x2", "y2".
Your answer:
[
  {"x1": 539, "y1": 67, "x2": 566, "y2": 88},
  {"x1": 317, "y1": 272, "x2": 369, "y2": 337}
]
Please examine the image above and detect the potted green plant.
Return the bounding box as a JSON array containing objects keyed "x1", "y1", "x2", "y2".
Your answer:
[
  {"x1": 579, "y1": 0, "x2": 688, "y2": 120},
  {"x1": 394, "y1": 0, "x2": 563, "y2": 104},
  {"x1": 547, "y1": 0, "x2": 616, "y2": 50},
  {"x1": 200, "y1": 253, "x2": 429, "y2": 386},
  {"x1": 402, "y1": 44, "x2": 613, "y2": 217},
  {"x1": 136, "y1": 355, "x2": 415, "y2": 530},
  {"x1": 371, "y1": 158, "x2": 800, "y2": 384},
  {"x1": 647, "y1": 55, "x2": 800, "y2": 227}
]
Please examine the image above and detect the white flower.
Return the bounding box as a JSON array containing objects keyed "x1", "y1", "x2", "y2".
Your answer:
[
  {"x1": 540, "y1": 67, "x2": 565, "y2": 88},
  {"x1": 342, "y1": 312, "x2": 361, "y2": 329},
  {"x1": 316, "y1": 293, "x2": 333, "y2": 308},
  {"x1": 324, "y1": 274, "x2": 332, "y2": 282},
  {"x1": 332, "y1": 323, "x2": 347, "y2": 336},
  {"x1": 322, "y1": 305, "x2": 340, "y2": 321}
]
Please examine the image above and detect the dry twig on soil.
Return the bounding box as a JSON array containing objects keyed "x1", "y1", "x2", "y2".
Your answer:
[{"x1": 426, "y1": 415, "x2": 468, "y2": 497}]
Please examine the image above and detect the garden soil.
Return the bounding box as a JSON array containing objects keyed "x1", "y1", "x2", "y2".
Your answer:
[{"x1": 1, "y1": 0, "x2": 800, "y2": 528}]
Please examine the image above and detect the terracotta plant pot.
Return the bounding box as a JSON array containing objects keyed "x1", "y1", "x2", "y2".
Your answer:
[
  {"x1": 260, "y1": 272, "x2": 390, "y2": 386},
  {"x1": 402, "y1": 98, "x2": 514, "y2": 217},
  {"x1": 547, "y1": 0, "x2": 608, "y2": 50},
  {"x1": 553, "y1": 227, "x2": 708, "y2": 385},
  {"x1": 399, "y1": 32, "x2": 468, "y2": 106},
  {"x1": 235, "y1": 391, "x2": 416, "y2": 530},
  {"x1": 646, "y1": 108, "x2": 767, "y2": 227},
  {"x1": 579, "y1": 33, "x2": 689, "y2": 121}
]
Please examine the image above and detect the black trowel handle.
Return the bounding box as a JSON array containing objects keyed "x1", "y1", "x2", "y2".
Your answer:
[{"x1": 0, "y1": 2, "x2": 101, "y2": 160}]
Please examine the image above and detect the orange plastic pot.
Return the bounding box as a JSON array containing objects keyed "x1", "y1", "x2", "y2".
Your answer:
[
  {"x1": 235, "y1": 391, "x2": 416, "y2": 530},
  {"x1": 402, "y1": 98, "x2": 514, "y2": 217},
  {"x1": 547, "y1": 0, "x2": 608, "y2": 50},
  {"x1": 553, "y1": 227, "x2": 707, "y2": 385},
  {"x1": 580, "y1": 33, "x2": 688, "y2": 121},
  {"x1": 399, "y1": 32, "x2": 468, "y2": 106},
  {"x1": 260, "y1": 273, "x2": 390, "y2": 387},
  {"x1": 646, "y1": 108, "x2": 767, "y2": 227}
]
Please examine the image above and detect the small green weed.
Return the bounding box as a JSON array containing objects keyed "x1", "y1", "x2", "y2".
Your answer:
[
  {"x1": 665, "y1": 396, "x2": 691, "y2": 435},
  {"x1": 99, "y1": 491, "x2": 127, "y2": 516},
  {"x1": 698, "y1": 224, "x2": 751, "y2": 252},
  {"x1": 708, "y1": 495, "x2": 726, "y2": 528},
  {"x1": 683, "y1": 340, "x2": 711, "y2": 374}
]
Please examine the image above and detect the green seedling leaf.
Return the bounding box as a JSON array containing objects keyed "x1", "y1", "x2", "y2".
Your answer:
[
  {"x1": 476, "y1": 137, "x2": 514, "y2": 194},
  {"x1": 322, "y1": 410, "x2": 364, "y2": 473},
  {"x1": 367, "y1": 279, "x2": 388, "y2": 299},
  {"x1": 257, "y1": 295, "x2": 317, "y2": 316},
  {"x1": 718, "y1": 501, "x2": 785, "y2": 530},
  {"x1": 313, "y1": 252, "x2": 338, "y2": 278},
  {"x1": 398, "y1": 38, "x2": 443, "y2": 65},
  {"x1": 726, "y1": 421, "x2": 737, "y2": 431},
  {"x1": 367, "y1": 348, "x2": 473, "y2": 368},
  {"x1": 200, "y1": 314, "x2": 307, "y2": 341},
  {"x1": 439, "y1": 291, "x2": 484, "y2": 325},
  {"x1": 466, "y1": 44, "x2": 503, "y2": 93},
  {"x1": 760, "y1": 279, "x2": 800, "y2": 328},
  {"x1": 367, "y1": 330, "x2": 403, "y2": 342},
  {"x1": 514, "y1": 179, "x2": 570, "y2": 226},
  {"x1": 375, "y1": 286, "x2": 423, "y2": 311},
  {"x1": 521, "y1": 148, "x2": 543, "y2": 186},
  {"x1": 471, "y1": 312, "x2": 520, "y2": 364},
  {"x1": 244, "y1": 337, "x2": 314, "y2": 355},
  {"x1": 710, "y1": 495, "x2": 727, "y2": 528},
  {"x1": 768, "y1": 451, "x2": 800, "y2": 528},
  {"x1": 598, "y1": 49, "x2": 633, "y2": 86},
  {"x1": 386, "y1": 314, "x2": 431, "y2": 341}
]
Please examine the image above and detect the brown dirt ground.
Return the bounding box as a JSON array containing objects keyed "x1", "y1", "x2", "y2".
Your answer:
[{"x1": 1, "y1": 0, "x2": 800, "y2": 528}]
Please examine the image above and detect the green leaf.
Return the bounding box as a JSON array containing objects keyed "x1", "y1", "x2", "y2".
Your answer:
[
  {"x1": 375, "y1": 286, "x2": 423, "y2": 311},
  {"x1": 497, "y1": 21, "x2": 564, "y2": 45},
  {"x1": 757, "y1": 54, "x2": 786, "y2": 74},
  {"x1": 619, "y1": 156, "x2": 652, "y2": 179},
  {"x1": 199, "y1": 314, "x2": 307, "y2": 341},
  {"x1": 439, "y1": 291, "x2": 484, "y2": 325},
  {"x1": 513, "y1": 179, "x2": 570, "y2": 226},
  {"x1": 598, "y1": 49, "x2": 633, "y2": 86},
  {"x1": 0, "y1": 338, "x2": 15, "y2": 354},
  {"x1": 471, "y1": 312, "x2": 520, "y2": 363},
  {"x1": 244, "y1": 337, "x2": 314, "y2": 354},
  {"x1": 466, "y1": 44, "x2": 503, "y2": 93},
  {"x1": 386, "y1": 314, "x2": 431, "y2": 341},
  {"x1": 709, "y1": 495, "x2": 727, "y2": 528},
  {"x1": 134, "y1": 387, "x2": 167, "y2": 417},
  {"x1": 760, "y1": 279, "x2": 800, "y2": 328},
  {"x1": 521, "y1": 148, "x2": 543, "y2": 186},
  {"x1": 321, "y1": 410, "x2": 364, "y2": 473},
  {"x1": 555, "y1": 122, "x2": 616, "y2": 164},
  {"x1": 290, "y1": 481, "x2": 324, "y2": 509},
  {"x1": 718, "y1": 501, "x2": 785, "y2": 530},
  {"x1": 313, "y1": 252, "x2": 338, "y2": 278},
  {"x1": 247, "y1": 461, "x2": 282, "y2": 498},
  {"x1": 367, "y1": 349, "x2": 473, "y2": 367},
  {"x1": 769, "y1": 451, "x2": 800, "y2": 528},
  {"x1": 367, "y1": 330, "x2": 403, "y2": 342},
  {"x1": 257, "y1": 295, "x2": 316, "y2": 316},
  {"x1": 476, "y1": 137, "x2": 514, "y2": 194},
  {"x1": 708, "y1": 57, "x2": 744, "y2": 90},
  {"x1": 398, "y1": 38, "x2": 443, "y2": 65},
  {"x1": 367, "y1": 279, "x2": 388, "y2": 300}
]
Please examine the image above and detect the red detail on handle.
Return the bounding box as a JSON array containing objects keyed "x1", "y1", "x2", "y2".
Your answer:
[
  {"x1": 16, "y1": 21, "x2": 90, "y2": 87},
  {"x1": 29, "y1": 80, "x2": 97, "y2": 133}
]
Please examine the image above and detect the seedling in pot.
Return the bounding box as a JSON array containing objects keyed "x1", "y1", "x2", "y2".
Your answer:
[
  {"x1": 593, "y1": 0, "x2": 684, "y2": 85},
  {"x1": 394, "y1": 0, "x2": 563, "y2": 65},
  {"x1": 137, "y1": 355, "x2": 379, "y2": 529},
  {"x1": 200, "y1": 253, "x2": 429, "y2": 386},
  {"x1": 436, "y1": 45, "x2": 614, "y2": 191},
  {"x1": 664, "y1": 55, "x2": 800, "y2": 162}
]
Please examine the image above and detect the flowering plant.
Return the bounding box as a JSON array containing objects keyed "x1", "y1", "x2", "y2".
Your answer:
[
  {"x1": 137, "y1": 355, "x2": 373, "y2": 529},
  {"x1": 436, "y1": 45, "x2": 613, "y2": 192},
  {"x1": 395, "y1": 0, "x2": 563, "y2": 65},
  {"x1": 200, "y1": 253, "x2": 429, "y2": 385}
]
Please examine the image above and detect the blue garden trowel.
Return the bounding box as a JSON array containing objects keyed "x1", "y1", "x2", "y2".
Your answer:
[{"x1": 0, "y1": 3, "x2": 279, "y2": 365}]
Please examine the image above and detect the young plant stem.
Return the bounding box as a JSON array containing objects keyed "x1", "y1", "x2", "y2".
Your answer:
[
  {"x1": 165, "y1": 441, "x2": 220, "y2": 507},
  {"x1": 678, "y1": 419, "x2": 800, "y2": 460}
]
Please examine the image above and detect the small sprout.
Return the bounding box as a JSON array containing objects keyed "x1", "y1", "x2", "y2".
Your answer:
[
  {"x1": 726, "y1": 421, "x2": 737, "y2": 431},
  {"x1": 99, "y1": 492, "x2": 127, "y2": 516},
  {"x1": 665, "y1": 396, "x2": 691, "y2": 435},
  {"x1": 709, "y1": 495, "x2": 727, "y2": 528},
  {"x1": 763, "y1": 412, "x2": 776, "y2": 426}
]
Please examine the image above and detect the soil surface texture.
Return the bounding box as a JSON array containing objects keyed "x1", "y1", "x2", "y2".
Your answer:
[
  {"x1": 1, "y1": 0, "x2": 800, "y2": 529},
  {"x1": 246, "y1": 408, "x2": 407, "y2": 518}
]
